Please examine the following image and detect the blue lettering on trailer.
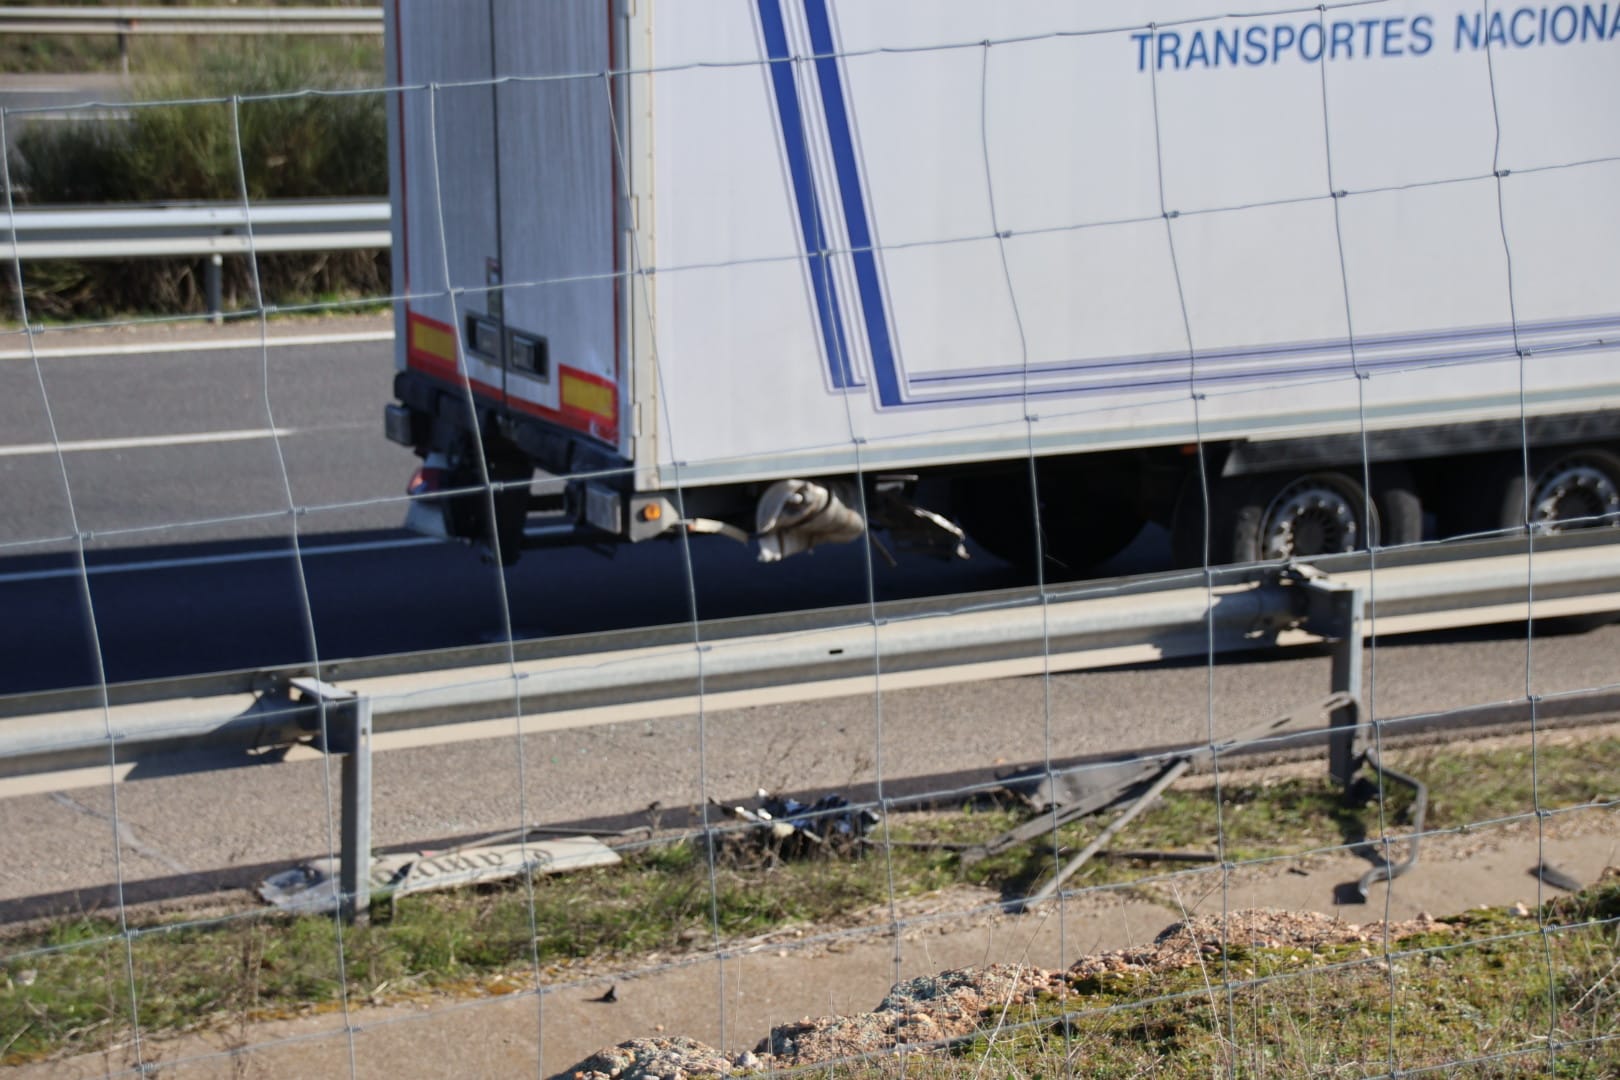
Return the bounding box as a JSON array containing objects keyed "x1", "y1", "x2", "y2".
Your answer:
[{"x1": 1137, "y1": 6, "x2": 1612, "y2": 70}]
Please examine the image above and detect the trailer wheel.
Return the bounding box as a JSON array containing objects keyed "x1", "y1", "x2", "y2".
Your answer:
[
  {"x1": 1498, "y1": 447, "x2": 1620, "y2": 534},
  {"x1": 1176, "y1": 467, "x2": 1420, "y2": 566}
]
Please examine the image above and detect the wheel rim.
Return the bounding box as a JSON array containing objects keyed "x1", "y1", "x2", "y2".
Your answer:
[
  {"x1": 1259, "y1": 475, "x2": 1370, "y2": 559},
  {"x1": 1528, "y1": 457, "x2": 1620, "y2": 532}
]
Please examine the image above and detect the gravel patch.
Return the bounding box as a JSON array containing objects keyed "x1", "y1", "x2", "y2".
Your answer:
[{"x1": 564, "y1": 907, "x2": 1452, "y2": 1076}]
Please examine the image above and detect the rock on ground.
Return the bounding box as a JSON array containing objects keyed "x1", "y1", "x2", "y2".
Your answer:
[
  {"x1": 569, "y1": 1035, "x2": 738, "y2": 1080},
  {"x1": 1068, "y1": 907, "x2": 1449, "y2": 978}
]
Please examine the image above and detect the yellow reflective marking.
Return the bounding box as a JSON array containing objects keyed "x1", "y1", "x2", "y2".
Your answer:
[
  {"x1": 411, "y1": 319, "x2": 456, "y2": 361},
  {"x1": 562, "y1": 374, "x2": 614, "y2": 418}
]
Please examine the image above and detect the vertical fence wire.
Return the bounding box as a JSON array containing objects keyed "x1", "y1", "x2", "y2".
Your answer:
[
  {"x1": 1142, "y1": 23, "x2": 1241, "y2": 1069},
  {"x1": 1308, "y1": 9, "x2": 1401, "y2": 1072},
  {"x1": 418, "y1": 76, "x2": 553, "y2": 1065},
  {"x1": 227, "y1": 94, "x2": 361, "y2": 1078},
  {"x1": 1479, "y1": 0, "x2": 1561, "y2": 1066},
  {"x1": 599, "y1": 64, "x2": 733, "y2": 1053},
  {"x1": 0, "y1": 106, "x2": 149, "y2": 1077},
  {"x1": 974, "y1": 40, "x2": 1071, "y2": 989}
]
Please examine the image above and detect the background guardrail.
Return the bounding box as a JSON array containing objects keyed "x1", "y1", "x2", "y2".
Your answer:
[
  {"x1": 0, "y1": 6, "x2": 382, "y2": 37},
  {"x1": 2, "y1": 199, "x2": 391, "y2": 317},
  {"x1": 0, "y1": 5, "x2": 383, "y2": 75}
]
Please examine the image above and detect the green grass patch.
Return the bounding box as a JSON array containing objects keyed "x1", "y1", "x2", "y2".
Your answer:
[{"x1": 2, "y1": 737, "x2": 1615, "y2": 1064}]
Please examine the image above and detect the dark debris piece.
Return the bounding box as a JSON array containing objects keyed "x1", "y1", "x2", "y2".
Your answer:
[
  {"x1": 1533, "y1": 862, "x2": 1584, "y2": 892},
  {"x1": 760, "y1": 792, "x2": 882, "y2": 842}
]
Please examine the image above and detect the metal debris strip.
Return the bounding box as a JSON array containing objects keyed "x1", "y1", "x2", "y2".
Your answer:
[
  {"x1": 964, "y1": 697, "x2": 1328, "y2": 869},
  {"x1": 258, "y1": 835, "x2": 620, "y2": 914},
  {"x1": 963, "y1": 758, "x2": 1164, "y2": 866},
  {"x1": 1345, "y1": 749, "x2": 1428, "y2": 903},
  {"x1": 1023, "y1": 757, "x2": 1192, "y2": 909}
]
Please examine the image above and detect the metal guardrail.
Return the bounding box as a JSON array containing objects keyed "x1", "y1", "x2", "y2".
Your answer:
[
  {"x1": 1, "y1": 532, "x2": 1617, "y2": 917},
  {"x1": 0, "y1": 6, "x2": 382, "y2": 37},
  {"x1": 2, "y1": 199, "x2": 391, "y2": 317},
  {"x1": 0, "y1": 200, "x2": 391, "y2": 260}
]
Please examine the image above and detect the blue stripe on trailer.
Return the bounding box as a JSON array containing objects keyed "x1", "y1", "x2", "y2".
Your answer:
[
  {"x1": 802, "y1": 0, "x2": 904, "y2": 408},
  {"x1": 757, "y1": 0, "x2": 858, "y2": 391}
]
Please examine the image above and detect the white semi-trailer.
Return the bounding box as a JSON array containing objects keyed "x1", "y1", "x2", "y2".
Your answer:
[{"x1": 382, "y1": 0, "x2": 1620, "y2": 571}]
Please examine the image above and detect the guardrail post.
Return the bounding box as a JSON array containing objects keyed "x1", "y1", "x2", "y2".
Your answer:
[
  {"x1": 287, "y1": 676, "x2": 372, "y2": 924},
  {"x1": 1324, "y1": 584, "x2": 1365, "y2": 791},
  {"x1": 205, "y1": 253, "x2": 223, "y2": 323},
  {"x1": 339, "y1": 695, "x2": 373, "y2": 926}
]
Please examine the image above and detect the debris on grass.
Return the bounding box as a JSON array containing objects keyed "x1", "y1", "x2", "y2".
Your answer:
[
  {"x1": 259, "y1": 835, "x2": 620, "y2": 913},
  {"x1": 725, "y1": 788, "x2": 881, "y2": 858}
]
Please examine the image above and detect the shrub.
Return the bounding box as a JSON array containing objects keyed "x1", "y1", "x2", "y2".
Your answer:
[{"x1": 4, "y1": 39, "x2": 389, "y2": 322}]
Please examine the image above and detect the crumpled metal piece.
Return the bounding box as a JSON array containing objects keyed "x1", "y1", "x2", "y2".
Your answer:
[{"x1": 755, "y1": 479, "x2": 864, "y2": 561}]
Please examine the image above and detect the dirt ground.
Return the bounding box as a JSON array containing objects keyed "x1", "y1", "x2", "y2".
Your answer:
[{"x1": 16, "y1": 804, "x2": 1616, "y2": 1080}]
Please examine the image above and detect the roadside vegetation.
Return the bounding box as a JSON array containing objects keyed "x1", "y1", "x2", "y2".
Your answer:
[
  {"x1": 2, "y1": 735, "x2": 1616, "y2": 1066},
  {"x1": 920, "y1": 880, "x2": 1620, "y2": 1079},
  {"x1": 4, "y1": 34, "x2": 386, "y2": 322}
]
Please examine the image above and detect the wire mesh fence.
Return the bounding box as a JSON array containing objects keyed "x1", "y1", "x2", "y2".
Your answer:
[{"x1": 2, "y1": 1, "x2": 1619, "y2": 1077}]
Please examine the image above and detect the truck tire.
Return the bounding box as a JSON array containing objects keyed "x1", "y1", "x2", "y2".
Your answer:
[
  {"x1": 1495, "y1": 447, "x2": 1620, "y2": 535},
  {"x1": 1175, "y1": 466, "x2": 1421, "y2": 566}
]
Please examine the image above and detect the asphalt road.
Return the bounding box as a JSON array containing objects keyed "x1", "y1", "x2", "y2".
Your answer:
[
  {"x1": 1, "y1": 327, "x2": 408, "y2": 551},
  {"x1": 0, "y1": 323, "x2": 1132, "y2": 694}
]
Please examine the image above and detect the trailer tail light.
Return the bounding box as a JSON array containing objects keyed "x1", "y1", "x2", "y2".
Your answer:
[
  {"x1": 408, "y1": 453, "x2": 451, "y2": 496},
  {"x1": 407, "y1": 466, "x2": 441, "y2": 496}
]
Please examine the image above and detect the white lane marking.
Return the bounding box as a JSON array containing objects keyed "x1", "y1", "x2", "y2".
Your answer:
[
  {"x1": 0, "y1": 524, "x2": 570, "y2": 585},
  {"x1": 0, "y1": 535, "x2": 439, "y2": 584},
  {"x1": 0, "y1": 427, "x2": 298, "y2": 457},
  {"x1": 0, "y1": 329, "x2": 393, "y2": 361}
]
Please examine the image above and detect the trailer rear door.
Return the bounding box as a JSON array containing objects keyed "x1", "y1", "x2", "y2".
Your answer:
[
  {"x1": 391, "y1": 1, "x2": 505, "y2": 413},
  {"x1": 489, "y1": 0, "x2": 621, "y2": 451},
  {"x1": 390, "y1": 0, "x2": 623, "y2": 455}
]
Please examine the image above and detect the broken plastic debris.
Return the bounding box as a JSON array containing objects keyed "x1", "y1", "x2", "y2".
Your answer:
[
  {"x1": 739, "y1": 790, "x2": 881, "y2": 852},
  {"x1": 258, "y1": 836, "x2": 621, "y2": 912}
]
